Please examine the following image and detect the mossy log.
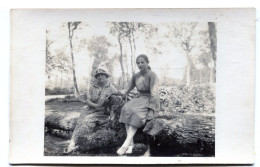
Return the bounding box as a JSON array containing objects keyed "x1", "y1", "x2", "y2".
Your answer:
[{"x1": 45, "y1": 94, "x2": 215, "y2": 156}]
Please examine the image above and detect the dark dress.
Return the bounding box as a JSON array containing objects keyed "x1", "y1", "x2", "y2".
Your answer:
[
  {"x1": 71, "y1": 82, "x2": 117, "y2": 144},
  {"x1": 119, "y1": 70, "x2": 160, "y2": 128}
]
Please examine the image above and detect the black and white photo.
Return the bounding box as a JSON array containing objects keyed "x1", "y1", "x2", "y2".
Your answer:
[{"x1": 10, "y1": 9, "x2": 255, "y2": 164}]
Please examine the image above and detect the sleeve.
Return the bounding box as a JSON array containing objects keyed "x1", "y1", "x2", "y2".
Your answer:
[
  {"x1": 97, "y1": 84, "x2": 118, "y2": 106},
  {"x1": 110, "y1": 84, "x2": 118, "y2": 94},
  {"x1": 148, "y1": 72, "x2": 160, "y2": 116},
  {"x1": 88, "y1": 85, "x2": 94, "y2": 99}
]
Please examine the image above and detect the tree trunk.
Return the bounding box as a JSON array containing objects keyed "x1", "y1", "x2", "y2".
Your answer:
[
  {"x1": 147, "y1": 115, "x2": 215, "y2": 156},
  {"x1": 68, "y1": 23, "x2": 79, "y2": 97},
  {"x1": 209, "y1": 59, "x2": 215, "y2": 84},
  {"x1": 199, "y1": 70, "x2": 202, "y2": 84},
  {"x1": 208, "y1": 22, "x2": 217, "y2": 83},
  {"x1": 131, "y1": 29, "x2": 136, "y2": 73},
  {"x1": 128, "y1": 37, "x2": 135, "y2": 76},
  {"x1": 45, "y1": 95, "x2": 215, "y2": 156},
  {"x1": 87, "y1": 56, "x2": 92, "y2": 89},
  {"x1": 118, "y1": 35, "x2": 125, "y2": 89},
  {"x1": 186, "y1": 53, "x2": 191, "y2": 86},
  {"x1": 60, "y1": 71, "x2": 63, "y2": 88}
]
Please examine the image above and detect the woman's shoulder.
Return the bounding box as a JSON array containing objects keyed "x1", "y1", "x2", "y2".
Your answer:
[
  {"x1": 107, "y1": 83, "x2": 118, "y2": 92},
  {"x1": 148, "y1": 70, "x2": 158, "y2": 77},
  {"x1": 132, "y1": 72, "x2": 141, "y2": 79},
  {"x1": 134, "y1": 70, "x2": 157, "y2": 78}
]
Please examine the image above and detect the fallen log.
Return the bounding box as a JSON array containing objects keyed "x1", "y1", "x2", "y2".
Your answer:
[{"x1": 45, "y1": 93, "x2": 215, "y2": 156}]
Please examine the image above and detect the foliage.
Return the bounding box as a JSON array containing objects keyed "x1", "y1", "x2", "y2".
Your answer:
[
  {"x1": 46, "y1": 48, "x2": 71, "y2": 74},
  {"x1": 165, "y1": 23, "x2": 214, "y2": 86},
  {"x1": 46, "y1": 22, "x2": 217, "y2": 97},
  {"x1": 159, "y1": 83, "x2": 215, "y2": 117},
  {"x1": 87, "y1": 35, "x2": 110, "y2": 59},
  {"x1": 45, "y1": 30, "x2": 71, "y2": 75},
  {"x1": 86, "y1": 35, "x2": 113, "y2": 86}
]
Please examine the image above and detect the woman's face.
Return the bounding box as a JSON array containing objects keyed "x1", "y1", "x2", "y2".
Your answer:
[
  {"x1": 96, "y1": 73, "x2": 108, "y2": 83},
  {"x1": 136, "y1": 57, "x2": 148, "y2": 71}
]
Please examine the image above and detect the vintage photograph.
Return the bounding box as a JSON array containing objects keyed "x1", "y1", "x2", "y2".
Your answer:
[{"x1": 44, "y1": 21, "x2": 216, "y2": 157}]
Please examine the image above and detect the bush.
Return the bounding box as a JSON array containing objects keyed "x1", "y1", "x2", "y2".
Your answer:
[
  {"x1": 45, "y1": 87, "x2": 74, "y2": 95},
  {"x1": 159, "y1": 83, "x2": 215, "y2": 117}
]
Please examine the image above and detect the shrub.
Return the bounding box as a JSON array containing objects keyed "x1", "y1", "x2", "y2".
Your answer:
[
  {"x1": 45, "y1": 87, "x2": 74, "y2": 95},
  {"x1": 159, "y1": 83, "x2": 215, "y2": 117}
]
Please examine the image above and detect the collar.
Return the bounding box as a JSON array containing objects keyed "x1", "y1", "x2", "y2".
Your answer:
[{"x1": 93, "y1": 82, "x2": 110, "y2": 88}]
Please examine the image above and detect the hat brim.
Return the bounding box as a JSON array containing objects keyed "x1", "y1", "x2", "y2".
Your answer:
[{"x1": 94, "y1": 72, "x2": 110, "y2": 78}]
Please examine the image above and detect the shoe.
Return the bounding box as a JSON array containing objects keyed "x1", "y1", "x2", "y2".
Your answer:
[
  {"x1": 63, "y1": 146, "x2": 77, "y2": 155},
  {"x1": 126, "y1": 145, "x2": 134, "y2": 154},
  {"x1": 117, "y1": 146, "x2": 128, "y2": 156}
]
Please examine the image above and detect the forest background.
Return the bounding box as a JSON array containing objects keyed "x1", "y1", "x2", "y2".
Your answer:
[{"x1": 45, "y1": 22, "x2": 216, "y2": 97}]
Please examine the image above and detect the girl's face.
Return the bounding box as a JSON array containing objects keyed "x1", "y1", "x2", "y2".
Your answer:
[
  {"x1": 96, "y1": 73, "x2": 108, "y2": 83},
  {"x1": 136, "y1": 57, "x2": 148, "y2": 71}
]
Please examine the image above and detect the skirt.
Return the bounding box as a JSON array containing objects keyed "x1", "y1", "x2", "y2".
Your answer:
[
  {"x1": 119, "y1": 95, "x2": 150, "y2": 128},
  {"x1": 71, "y1": 107, "x2": 110, "y2": 145}
]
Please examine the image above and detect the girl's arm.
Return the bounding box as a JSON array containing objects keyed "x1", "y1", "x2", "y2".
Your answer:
[
  {"x1": 123, "y1": 75, "x2": 136, "y2": 94},
  {"x1": 148, "y1": 72, "x2": 160, "y2": 118}
]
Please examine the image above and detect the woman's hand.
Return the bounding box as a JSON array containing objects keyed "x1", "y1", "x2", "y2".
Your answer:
[
  {"x1": 103, "y1": 96, "x2": 110, "y2": 105},
  {"x1": 146, "y1": 115, "x2": 153, "y2": 121},
  {"x1": 78, "y1": 93, "x2": 89, "y2": 104},
  {"x1": 147, "y1": 109, "x2": 155, "y2": 121},
  {"x1": 119, "y1": 89, "x2": 128, "y2": 100},
  {"x1": 110, "y1": 90, "x2": 128, "y2": 100},
  {"x1": 120, "y1": 89, "x2": 127, "y2": 95}
]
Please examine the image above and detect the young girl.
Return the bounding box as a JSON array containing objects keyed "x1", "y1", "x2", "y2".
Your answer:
[{"x1": 117, "y1": 54, "x2": 160, "y2": 155}]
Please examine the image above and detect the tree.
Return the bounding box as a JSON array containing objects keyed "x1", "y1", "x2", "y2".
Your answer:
[
  {"x1": 166, "y1": 23, "x2": 197, "y2": 86},
  {"x1": 87, "y1": 35, "x2": 111, "y2": 83},
  {"x1": 124, "y1": 22, "x2": 136, "y2": 75},
  {"x1": 138, "y1": 23, "x2": 161, "y2": 57},
  {"x1": 68, "y1": 22, "x2": 81, "y2": 96},
  {"x1": 109, "y1": 22, "x2": 160, "y2": 89},
  {"x1": 208, "y1": 22, "x2": 217, "y2": 83},
  {"x1": 110, "y1": 22, "x2": 128, "y2": 89},
  {"x1": 45, "y1": 30, "x2": 71, "y2": 80},
  {"x1": 125, "y1": 23, "x2": 160, "y2": 74},
  {"x1": 45, "y1": 29, "x2": 54, "y2": 75}
]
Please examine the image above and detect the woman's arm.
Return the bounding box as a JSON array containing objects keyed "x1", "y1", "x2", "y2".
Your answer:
[
  {"x1": 123, "y1": 75, "x2": 136, "y2": 94},
  {"x1": 79, "y1": 85, "x2": 104, "y2": 108},
  {"x1": 148, "y1": 71, "x2": 160, "y2": 117},
  {"x1": 150, "y1": 72, "x2": 159, "y2": 98},
  {"x1": 85, "y1": 99, "x2": 103, "y2": 108},
  {"x1": 86, "y1": 84, "x2": 119, "y2": 108}
]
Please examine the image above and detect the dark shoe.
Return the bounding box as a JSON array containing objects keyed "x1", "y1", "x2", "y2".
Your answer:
[{"x1": 63, "y1": 147, "x2": 77, "y2": 155}]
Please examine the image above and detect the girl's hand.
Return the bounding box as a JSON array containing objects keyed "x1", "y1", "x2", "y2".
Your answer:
[
  {"x1": 120, "y1": 89, "x2": 127, "y2": 95},
  {"x1": 85, "y1": 99, "x2": 91, "y2": 105},
  {"x1": 146, "y1": 115, "x2": 153, "y2": 121},
  {"x1": 79, "y1": 93, "x2": 89, "y2": 103},
  {"x1": 147, "y1": 109, "x2": 155, "y2": 121}
]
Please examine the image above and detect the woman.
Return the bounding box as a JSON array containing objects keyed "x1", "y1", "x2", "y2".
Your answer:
[
  {"x1": 117, "y1": 54, "x2": 160, "y2": 155},
  {"x1": 63, "y1": 66, "x2": 118, "y2": 154}
]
